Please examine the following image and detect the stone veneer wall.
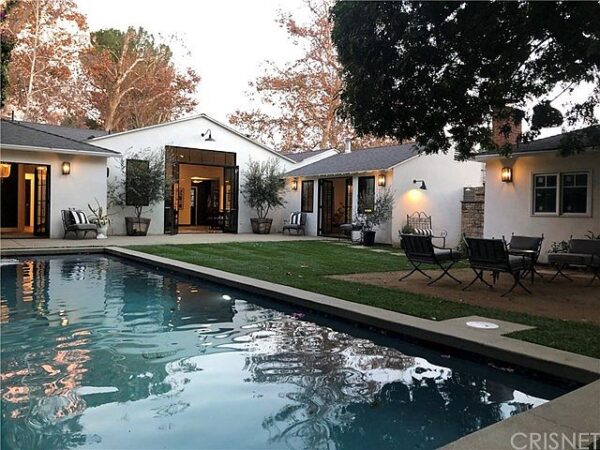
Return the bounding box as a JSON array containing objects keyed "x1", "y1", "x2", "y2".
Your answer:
[{"x1": 461, "y1": 186, "x2": 485, "y2": 238}]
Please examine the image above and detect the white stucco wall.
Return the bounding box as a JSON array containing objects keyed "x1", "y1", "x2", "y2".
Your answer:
[
  {"x1": 1, "y1": 149, "x2": 109, "y2": 238},
  {"x1": 391, "y1": 152, "x2": 484, "y2": 248},
  {"x1": 93, "y1": 115, "x2": 294, "y2": 235},
  {"x1": 483, "y1": 151, "x2": 600, "y2": 261}
]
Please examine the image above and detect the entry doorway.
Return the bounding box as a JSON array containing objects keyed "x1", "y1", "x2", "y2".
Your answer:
[
  {"x1": 318, "y1": 177, "x2": 352, "y2": 237},
  {"x1": 164, "y1": 146, "x2": 238, "y2": 235},
  {"x1": 0, "y1": 162, "x2": 50, "y2": 238}
]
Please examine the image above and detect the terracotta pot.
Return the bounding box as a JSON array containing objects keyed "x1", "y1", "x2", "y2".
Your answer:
[{"x1": 250, "y1": 218, "x2": 272, "y2": 234}]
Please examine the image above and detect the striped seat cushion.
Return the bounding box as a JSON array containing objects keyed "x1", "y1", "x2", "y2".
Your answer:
[
  {"x1": 414, "y1": 228, "x2": 433, "y2": 236},
  {"x1": 70, "y1": 210, "x2": 89, "y2": 225}
]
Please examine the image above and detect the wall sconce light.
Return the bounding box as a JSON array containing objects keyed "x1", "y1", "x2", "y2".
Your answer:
[
  {"x1": 201, "y1": 128, "x2": 215, "y2": 141},
  {"x1": 62, "y1": 161, "x2": 71, "y2": 175},
  {"x1": 292, "y1": 179, "x2": 298, "y2": 190},
  {"x1": 378, "y1": 173, "x2": 386, "y2": 187},
  {"x1": 501, "y1": 167, "x2": 513, "y2": 182},
  {"x1": 413, "y1": 179, "x2": 427, "y2": 190},
  {"x1": 1, "y1": 163, "x2": 11, "y2": 178}
]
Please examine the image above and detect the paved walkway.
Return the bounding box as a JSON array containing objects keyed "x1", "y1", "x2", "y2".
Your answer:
[{"x1": 0, "y1": 233, "x2": 326, "y2": 250}]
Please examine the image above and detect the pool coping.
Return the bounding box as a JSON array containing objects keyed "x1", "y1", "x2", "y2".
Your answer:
[{"x1": 3, "y1": 245, "x2": 599, "y2": 449}]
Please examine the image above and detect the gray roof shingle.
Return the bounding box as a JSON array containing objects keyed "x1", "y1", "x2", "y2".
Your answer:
[
  {"x1": 15, "y1": 121, "x2": 109, "y2": 141},
  {"x1": 1, "y1": 120, "x2": 119, "y2": 156},
  {"x1": 285, "y1": 148, "x2": 335, "y2": 162},
  {"x1": 286, "y1": 143, "x2": 419, "y2": 177}
]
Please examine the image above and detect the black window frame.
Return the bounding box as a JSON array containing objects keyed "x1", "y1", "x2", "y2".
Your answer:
[
  {"x1": 301, "y1": 180, "x2": 314, "y2": 213},
  {"x1": 532, "y1": 173, "x2": 558, "y2": 215},
  {"x1": 358, "y1": 176, "x2": 375, "y2": 213},
  {"x1": 560, "y1": 172, "x2": 590, "y2": 215}
]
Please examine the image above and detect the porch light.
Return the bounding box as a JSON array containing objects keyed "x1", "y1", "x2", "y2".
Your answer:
[
  {"x1": 1, "y1": 163, "x2": 11, "y2": 178},
  {"x1": 413, "y1": 179, "x2": 427, "y2": 190},
  {"x1": 292, "y1": 179, "x2": 298, "y2": 190},
  {"x1": 378, "y1": 173, "x2": 386, "y2": 187},
  {"x1": 501, "y1": 167, "x2": 513, "y2": 182},
  {"x1": 62, "y1": 161, "x2": 71, "y2": 175}
]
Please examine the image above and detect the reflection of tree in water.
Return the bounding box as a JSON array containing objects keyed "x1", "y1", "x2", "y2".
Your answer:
[{"x1": 242, "y1": 317, "x2": 524, "y2": 450}]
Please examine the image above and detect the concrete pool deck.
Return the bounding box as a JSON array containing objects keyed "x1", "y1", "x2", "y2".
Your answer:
[{"x1": 2, "y1": 245, "x2": 599, "y2": 449}]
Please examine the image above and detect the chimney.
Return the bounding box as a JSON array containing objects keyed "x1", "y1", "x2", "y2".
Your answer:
[
  {"x1": 344, "y1": 138, "x2": 352, "y2": 153},
  {"x1": 492, "y1": 109, "x2": 522, "y2": 147}
]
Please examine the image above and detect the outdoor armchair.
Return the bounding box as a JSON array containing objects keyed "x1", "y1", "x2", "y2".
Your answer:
[
  {"x1": 506, "y1": 233, "x2": 544, "y2": 283},
  {"x1": 61, "y1": 209, "x2": 98, "y2": 239},
  {"x1": 463, "y1": 236, "x2": 530, "y2": 296},
  {"x1": 406, "y1": 211, "x2": 448, "y2": 248},
  {"x1": 282, "y1": 212, "x2": 306, "y2": 235},
  {"x1": 399, "y1": 234, "x2": 462, "y2": 286},
  {"x1": 548, "y1": 238, "x2": 600, "y2": 285}
]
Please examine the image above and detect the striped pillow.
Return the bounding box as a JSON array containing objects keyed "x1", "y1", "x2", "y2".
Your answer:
[
  {"x1": 414, "y1": 228, "x2": 433, "y2": 236},
  {"x1": 290, "y1": 212, "x2": 301, "y2": 225},
  {"x1": 70, "y1": 210, "x2": 88, "y2": 225}
]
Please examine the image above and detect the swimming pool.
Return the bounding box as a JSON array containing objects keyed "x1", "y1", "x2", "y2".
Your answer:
[{"x1": 1, "y1": 254, "x2": 571, "y2": 450}]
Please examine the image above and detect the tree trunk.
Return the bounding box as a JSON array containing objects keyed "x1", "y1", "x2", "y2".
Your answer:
[{"x1": 24, "y1": 0, "x2": 41, "y2": 119}]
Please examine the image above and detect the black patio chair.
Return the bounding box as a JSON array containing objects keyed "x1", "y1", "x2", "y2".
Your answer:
[
  {"x1": 61, "y1": 209, "x2": 98, "y2": 239},
  {"x1": 282, "y1": 212, "x2": 306, "y2": 235},
  {"x1": 406, "y1": 211, "x2": 448, "y2": 248},
  {"x1": 506, "y1": 233, "x2": 544, "y2": 283},
  {"x1": 399, "y1": 234, "x2": 462, "y2": 286},
  {"x1": 548, "y1": 238, "x2": 600, "y2": 285},
  {"x1": 463, "y1": 236, "x2": 530, "y2": 297}
]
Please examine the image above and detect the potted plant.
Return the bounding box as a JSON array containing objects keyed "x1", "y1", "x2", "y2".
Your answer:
[
  {"x1": 108, "y1": 152, "x2": 164, "y2": 236},
  {"x1": 399, "y1": 223, "x2": 415, "y2": 249},
  {"x1": 88, "y1": 198, "x2": 112, "y2": 239},
  {"x1": 356, "y1": 189, "x2": 394, "y2": 246},
  {"x1": 240, "y1": 158, "x2": 286, "y2": 234}
]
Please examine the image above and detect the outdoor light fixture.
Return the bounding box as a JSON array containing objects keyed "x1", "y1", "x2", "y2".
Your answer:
[
  {"x1": 201, "y1": 128, "x2": 215, "y2": 141},
  {"x1": 378, "y1": 173, "x2": 386, "y2": 187},
  {"x1": 292, "y1": 179, "x2": 298, "y2": 190},
  {"x1": 1, "y1": 163, "x2": 11, "y2": 178},
  {"x1": 413, "y1": 179, "x2": 427, "y2": 190},
  {"x1": 501, "y1": 167, "x2": 513, "y2": 182},
  {"x1": 62, "y1": 161, "x2": 71, "y2": 175}
]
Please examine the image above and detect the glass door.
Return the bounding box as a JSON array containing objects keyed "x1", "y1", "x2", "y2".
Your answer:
[
  {"x1": 318, "y1": 179, "x2": 334, "y2": 235},
  {"x1": 223, "y1": 166, "x2": 238, "y2": 233},
  {"x1": 164, "y1": 151, "x2": 179, "y2": 235},
  {"x1": 33, "y1": 166, "x2": 49, "y2": 237}
]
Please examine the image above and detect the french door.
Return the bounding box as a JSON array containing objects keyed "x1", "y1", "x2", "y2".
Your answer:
[
  {"x1": 223, "y1": 166, "x2": 239, "y2": 233},
  {"x1": 164, "y1": 156, "x2": 179, "y2": 235},
  {"x1": 318, "y1": 179, "x2": 334, "y2": 235},
  {"x1": 33, "y1": 166, "x2": 50, "y2": 237}
]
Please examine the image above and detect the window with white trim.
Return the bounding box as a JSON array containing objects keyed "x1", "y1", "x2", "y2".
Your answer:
[{"x1": 532, "y1": 171, "x2": 591, "y2": 216}]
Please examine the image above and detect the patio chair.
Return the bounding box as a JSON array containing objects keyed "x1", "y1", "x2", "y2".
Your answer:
[
  {"x1": 547, "y1": 238, "x2": 600, "y2": 285},
  {"x1": 399, "y1": 234, "x2": 462, "y2": 286},
  {"x1": 61, "y1": 209, "x2": 98, "y2": 239},
  {"x1": 282, "y1": 212, "x2": 306, "y2": 235},
  {"x1": 463, "y1": 236, "x2": 530, "y2": 296},
  {"x1": 406, "y1": 211, "x2": 448, "y2": 248},
  {"x1": 506, "y1": 233, "x2": 544, "y2": 283}
]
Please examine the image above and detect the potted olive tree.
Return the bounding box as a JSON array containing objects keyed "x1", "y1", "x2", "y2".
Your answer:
[
  {"x1": 356, "y1": 189, "x2": 394, "y2": 246},
  {"x1": 108, "y1": 152, "x2": 164, "y2": 236},
  {"x1": 241, "y1": 158, "x2": 286, "y2": 234}
]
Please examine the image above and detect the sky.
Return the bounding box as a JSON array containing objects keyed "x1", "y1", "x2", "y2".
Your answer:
[{"x1": 76, "y1": 0, "x2": 308, "y2": 124}]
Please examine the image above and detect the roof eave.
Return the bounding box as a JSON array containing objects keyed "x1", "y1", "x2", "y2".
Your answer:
[{"x1": 1, "y1": 143, "x2": 121, "y2": 158}]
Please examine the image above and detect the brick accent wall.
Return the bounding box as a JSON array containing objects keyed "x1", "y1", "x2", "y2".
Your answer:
[{"x1": 461, "y1": 186, "x2": 485, "y2": 238}]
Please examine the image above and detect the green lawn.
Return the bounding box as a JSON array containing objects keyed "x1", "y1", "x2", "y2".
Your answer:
[{"x1": 130, "y1": 241, "x2": 600, "y2": 359}]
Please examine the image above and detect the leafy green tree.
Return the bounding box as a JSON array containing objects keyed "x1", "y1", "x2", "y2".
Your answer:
[
  {"x1": 331, "y1": 1, "x2": 600, "y2": 158},
  {"x1": 240, "y1": 158, "x2": 286, "y2": 220}
]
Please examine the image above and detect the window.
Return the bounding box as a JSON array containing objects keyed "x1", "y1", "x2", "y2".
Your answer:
[
  {"x1": 358, "y1": 176, "x2": 375, "y2": 213},
  {"x1": 532, "y1": 171, "x2": 591, "y2": 216},
  {"x1": 533, "y1": 174, "x2": 558, "y2": 214},
  {"x1": 561, "y1": 172, "x2": 589, "y2": 214},
  {"x1": 301, "y1": 180, "x2": 314, "y2": 212}
]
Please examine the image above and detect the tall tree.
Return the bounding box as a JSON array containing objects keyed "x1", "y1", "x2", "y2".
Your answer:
[
  {"x1": 1, "y1": 0, "x2": 88, "y2": 123},
  {"x1": 331, "y1": 1, "x2": 600, "y2": 158},
  {"x1": 81, "y1": 27, "x2": 200, "y2": 132},
  {"x1": 228, "y1": 0, "x2": 395, "y2": 153},
  {"x1": 1, "y1": 0, "x2": 17, "y2": 108}
]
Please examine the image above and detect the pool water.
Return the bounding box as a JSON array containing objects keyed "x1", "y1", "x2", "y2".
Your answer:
[{"x1": 1, "y1": 255, "x2": 570, "y2": 450}]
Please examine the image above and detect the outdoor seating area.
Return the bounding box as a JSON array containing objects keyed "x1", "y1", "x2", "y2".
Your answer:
[
  {"x1": 282, "y1": 212, "x2": 307, "y2": 235},
  {"x1": 61, "y1": 209, "x2": 98, "y2": 239}
]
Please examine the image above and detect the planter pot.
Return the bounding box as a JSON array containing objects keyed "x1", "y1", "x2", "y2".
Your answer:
[
  {"x1": 125, "y1": 217, "x2": 151, "y2": 236},
  {"x1": 250, "y1": 218, "x2": 272, "y2": 234},
  {"x1": 351, "y1": 230, "x2": 362, "y2": 244},
  {"x1": 363, "y1": 230, "x2": 376, "y2": 246},
  {"x1": 96, "y1": 224, "x2": 108, "y2": 239}
]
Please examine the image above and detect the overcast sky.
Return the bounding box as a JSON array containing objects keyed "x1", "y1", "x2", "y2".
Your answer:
[{"x1": 76, "y1": 0, "x2": 307, "y2": 124}]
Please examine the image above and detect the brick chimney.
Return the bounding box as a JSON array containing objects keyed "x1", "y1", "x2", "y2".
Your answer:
[{"x1": 492, "y1": 110, "x2": 522, "y2": 147}]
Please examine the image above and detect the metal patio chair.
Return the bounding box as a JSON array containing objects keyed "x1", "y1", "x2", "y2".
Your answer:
[
  {"x1": 463, "y1": 236, "x2": 530, "y2": 296},
  {"x1": 406, "y1": 211, "x2": 448, "y2": 248},
  {"x1": 548, "y1": 238, "x2": 600, "y2": 285},
  {"x1": 282, "y1": 212, "x2": 306, "y2": 235},
  {"x1": 399, "y1": 234, "x2": 462, "y2": 286},
  {"x1": 61, "y1": 209, "x2": 98, "y2": 239},
  {"x1": 506, "y1": 233, "x2": 544, "y2": 283}
]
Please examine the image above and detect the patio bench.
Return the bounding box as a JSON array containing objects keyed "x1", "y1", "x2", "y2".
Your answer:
[
  {"x1": 463, "y1": 236, "x2": 530, "y2": 296},
  {"x1": 61, "y1": 209, "x2": 98, "y2": 239},
  {"x1": 282, "y1": 212, "x2": 306, "y2": 235},
  {"x1": 399, "y1": 234, "x2": 462, "y2": 286},
  {"x1": 548, "y1": 238, "x2": 600, "y2": 285}
]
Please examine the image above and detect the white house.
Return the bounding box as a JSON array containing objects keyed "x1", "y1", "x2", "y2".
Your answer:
[
  {"x1": 283, "y1": 141, "x2": 483, "y2": 247},
  {"x1": 91, "y1": 114, "x2": 295, "y2": 235},
  {"x1": 476, "y1": 126, "x2": 600, "y2": 261},
  {"x1": 0, "y1": 119, "x2": 118, "y2": 239}
]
